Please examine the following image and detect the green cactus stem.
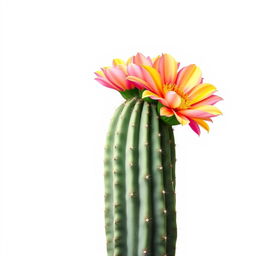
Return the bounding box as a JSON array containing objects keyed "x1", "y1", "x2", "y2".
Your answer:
[{"x1": 104, "y1": 97, "x2": 177, "y2": 256}]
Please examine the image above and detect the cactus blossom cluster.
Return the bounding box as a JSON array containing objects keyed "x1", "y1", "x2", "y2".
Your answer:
[{"x1": 95, "y1": 53, "x2": 222, "y2": 135}]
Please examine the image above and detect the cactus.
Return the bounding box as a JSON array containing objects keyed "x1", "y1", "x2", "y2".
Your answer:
[
  {"x1": 104, "y1": 98, "x2": 177, "y2": 256},
  {"x1": 96, "y1": 52, "x2": 222, "y2": 256}
]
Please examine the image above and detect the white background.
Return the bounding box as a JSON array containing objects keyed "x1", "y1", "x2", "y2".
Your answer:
[{"x1": 1, "y1": 0, "x2": 256, "y2": 255}]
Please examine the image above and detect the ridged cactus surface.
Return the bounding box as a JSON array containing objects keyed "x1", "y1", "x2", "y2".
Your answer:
[{"x1": 104, "y1": 98, "x2": 177, "y2": 256}]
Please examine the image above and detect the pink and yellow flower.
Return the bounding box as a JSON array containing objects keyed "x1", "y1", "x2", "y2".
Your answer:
[
  {"x1": 94, "y1": 53, "x2": 152, "y2": 91},
  {"x1": 95, "y1": 52, "x2": 222, "y2": 135},
  {"x1": 127, "y1": 53, "x2": 222, "y2": 135}
]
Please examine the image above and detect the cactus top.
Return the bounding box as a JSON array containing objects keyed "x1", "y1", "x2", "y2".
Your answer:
[{"x1": 95, "y1": 53, "x2": 222, "y2": 135}]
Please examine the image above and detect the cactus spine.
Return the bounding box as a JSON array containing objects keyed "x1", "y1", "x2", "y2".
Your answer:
[{"x1": 104, "y1": 98, "x2": 177, "y2": 256}]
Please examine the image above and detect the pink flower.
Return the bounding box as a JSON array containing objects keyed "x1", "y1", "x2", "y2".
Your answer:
[{"x1": 95, "y1": 53, "x2": 152, "y2": 91}]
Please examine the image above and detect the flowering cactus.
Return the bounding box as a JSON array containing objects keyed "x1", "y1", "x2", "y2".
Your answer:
[{"x1": 95, "y1": 53, "x2": 222, "y2": 256}]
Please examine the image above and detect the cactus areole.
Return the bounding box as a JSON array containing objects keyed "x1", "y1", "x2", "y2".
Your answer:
[{"x1": 95, "y1": 53, "x2": 222, "y2": 256}]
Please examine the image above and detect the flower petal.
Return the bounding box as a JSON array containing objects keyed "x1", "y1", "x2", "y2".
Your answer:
[
  {"x1": 173, "y1": 111, "x2": 190, "y2": 125},
  {"x1": 165, "y1": 91, "x2": 182, "y2": 108},
  {"x1": 142, "y1": 65, "x2": 163, "y2": 96},
  {"x1": 127, "y1": 64, "x2": 146, "y2": 89},
  {"x1": 94, "y1": 70, "x2": 105, "y2": 77},
  {"x1": 178, "y1": 109, "x2": 217, "y2": 119},
  {"x1": 192, "y1": 105, "x2": 222, "y2": 115},
  {"x1": 112, "y1": 59, "x2": 125, "y2": 66},
  {"x1": 153, "y1": 55, "x2": 160, "y2": 69},
  {"x1": 189, "y1": 84, "x2": 217, "y2": 104},
  {"x1": 160, "y1": 53, "x2": 178, "y2": 84},
  {"x1": 132, "y1": 52, "x2": 152, "y2": 66},
  {"x1": 191, "y1": 95, "x2": 223, "y2": 107},
  {"x1": 127, "y1": 63, "x2": 143, "y2": 77},
  {"x1": 191, "y1": 118, "x2": 210, "y2": 132},
  {"x1": 95, "y1": 77, "x2": 121, "y2": 90},
  {"x1": 128, "y1": 65, "x2": 161, "y2": 93},
  {"x1": 160, "y1": 106, "x2": 174, "y2": 117},
  {"x1": 188, "y1": 119, "x2": 201, "y2": 135},
  {"x1": 127, "y1": 75, "x2": 149, "y2": 90},
  {"x1": 103, "y1": 67, "x2": 127, "y2": 90},
  {"x1": 187, "y1": 83, "x2": 215, "y2": 97},
  {"x1": 142, "y1": 90, "x2": 162, "y2": 100},
  {"x1": 176, "y1": 64, "x2": 202, "y2": 91}
]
